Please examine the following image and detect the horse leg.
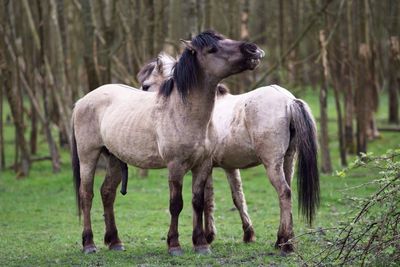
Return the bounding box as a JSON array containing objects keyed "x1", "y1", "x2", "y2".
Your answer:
[
  {"x1": 224, "y1": 168, "x2": 255, "y2": 243},
  {"x1": 101, "y1": 154, "x2": 124, "y2": 251},
  {"x1": 80, "y1": 150, "x2": 101, "y2": 254},
  {"x1": 203, "y1": 173, "x2": 216, "y2": 244},
  {"x1": 283, "y1": 147, "x2": 296, "y2": 187},
  {"x1": 264, "y1": 159, "x2": 294, "y2": 254},
  {"x1": 191, "y1": 159, "x2": 213, "y2": 254},
  {"x1": 166, "y1": 161, "x2": 185, "y2": 256}
]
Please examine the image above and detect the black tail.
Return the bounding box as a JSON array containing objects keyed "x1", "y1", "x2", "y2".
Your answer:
[
  {"x1": 290, "y1": 99, "x2": 320, "y2": 225},
  {"x1": 120, "y1": 161, "x2": 128, "y2": 195},
  {"x1": 71, "y1": 122, "x2": 81, "y2": 219}
]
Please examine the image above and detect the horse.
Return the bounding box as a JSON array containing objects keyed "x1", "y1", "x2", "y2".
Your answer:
[
  {"x1": 137, "y1": 53, "x2": 320, "y2": 254},
  {"x1": 71, "y1": 31, "x2": 264, "y2": 255}
]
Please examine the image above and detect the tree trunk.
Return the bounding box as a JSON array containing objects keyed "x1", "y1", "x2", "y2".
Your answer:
[
  {"x1": 50, "y1": 0, "x2": 72, "y2": 148},
  {"x1": 154, "y1": 0, "x2": 166, "y2": 54},
  {"x1": 0, "y1": 81, "x2": 4, "y2": 170},
  {"x1": 330, "y1": 63, "x2": 347, "y2": 166},
  {"x1": 318, "y1": 30, "x2": 332, "y2": 173},
  {"x1": 81, "y1": 0, "x2": 100, "y2": 91},
  {"x1": 37, "y1": 0, "x2": 61, "y2": 173},
  {"x1": 204, "y1": 0, "x2": 212, "y2": 29},
  {"x1": 356, "y1": 44, "x2": 371, "y2": 154},
  {"x1": 344, "y1": 0, "x2": 355, "y2": 153},
  {"x1": 388, "y1": 36, "x2": 399, "y2": 124},
  {"x1": 2, "y1": 1, "x2": 30, "y2": 177},
  {"x1": 0, "y1": 1, "x2": 6, "y2": 170},
  {"x1": 143, "y1": 0, "x2": 155, "y2": 58}
]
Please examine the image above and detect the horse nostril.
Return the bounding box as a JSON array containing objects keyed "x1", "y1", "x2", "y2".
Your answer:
[
  {"x1": 240, "y1": 42, "x2": 259, "y2": 56},
  {"x1": 143, "y1": 85, "x2": 150, "y2": 91}
]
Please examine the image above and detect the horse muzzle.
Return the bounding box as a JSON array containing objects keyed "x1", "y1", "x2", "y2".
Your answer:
[{"x1": 240, "y1": 43, "x2": 265, "y2": 70}]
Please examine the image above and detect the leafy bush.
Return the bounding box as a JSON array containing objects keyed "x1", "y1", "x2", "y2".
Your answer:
[{"x1": 297, "y1": 149, "x2": 400, "y2": 266}]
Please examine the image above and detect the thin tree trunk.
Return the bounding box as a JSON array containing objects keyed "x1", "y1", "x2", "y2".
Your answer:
[
  {"x1": 154, "y1": 0, "x2": 166, "y2": 54},
  {"x1": 37, "y1": 0, "x2": 61, "y2": 173},
  {"x1": 344, "y1": 0, "x2": 355, "y2": 153},
  {"x1": 186, "y1": 0, "x2": 198, "y2": 39},
  {"x1": 319, "y1": 29, "x2": 332, "y2": 173},
  {"x1": 3, "y1": 1, "x2": 30, "y2": 177},
  {"x1": 388, "y1": 36, "x2": 399, "y2": 124},
  {"x1": 331, "y1": 64, "x2": 347, "y2": 166},
  {"x1": 143, "y1": 0, "x2": 155, "y2": 58},
  {"x1": 81, "y1": 0, "x2": 100, "y2": 90},
  {"x1": 0, "y1": 1, "x2": 6, "y2": 170},
  {"x1": 204, "y1": 0, "x2": 212, "y2": 29},
  {"x1": 0, "y1": 79, "x2": 4, "y2": 170},
  {"x1": 50, "y1": 0, "x2": 72, "y2": 148},
  {"x1": 356, "y1": 44, "x2": 370, "y2": 154}
]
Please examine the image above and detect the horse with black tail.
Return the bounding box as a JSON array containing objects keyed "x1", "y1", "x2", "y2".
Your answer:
[{"x1": 139, "y1": 53, "x2": 319, "y2": 254}]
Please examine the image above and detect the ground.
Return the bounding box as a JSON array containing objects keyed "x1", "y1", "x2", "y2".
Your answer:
[{"x1": 0, "y1": 89, "x2": 398, "y2": 266}]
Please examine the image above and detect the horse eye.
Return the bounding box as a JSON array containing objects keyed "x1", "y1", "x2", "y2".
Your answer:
[
  {"x1": 207, "y1": 46, "x2": 218, "y2": 54},
  {"x1": 142, "y1": 85, "x2": 150, "y2": 91}
]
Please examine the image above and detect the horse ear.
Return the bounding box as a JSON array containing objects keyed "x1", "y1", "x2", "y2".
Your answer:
[
  {"x1": 156, "y1": 56, "x2": 164, "y2": 74},
  {"x1": 180, "y1": 39, "x2": 195, "y2": 54}
]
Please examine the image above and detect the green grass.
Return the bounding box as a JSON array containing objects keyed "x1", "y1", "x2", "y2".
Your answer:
[{"x1": 0, "y1": 89, "x2": 399, "y2": 266}]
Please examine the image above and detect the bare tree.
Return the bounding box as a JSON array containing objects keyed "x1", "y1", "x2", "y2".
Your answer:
[
  {"x1": 81, "y1": 0, "x2": 100, "y2": 91},
  {"x1": 319, "y1": 29, "x2": 332, "y2": 173},
  {"x1": 388, "y1": 36, "x2": 399, "y2": 124},
  {"x1": 2, "y1": 1, "x2": 31, "y2": 177}
]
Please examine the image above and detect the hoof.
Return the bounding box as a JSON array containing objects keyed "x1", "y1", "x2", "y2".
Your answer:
[
  {"x1": 194, "y1": 245, "x2": 211, "y2": 255},
  {"x1": 205, "y1": 232, "x2": 215, "y2": 244},
  {"x1": 281, "y1": 244, "x2": 294, "y2": 255},
  {"x1": 243, "y1": 226, "x2": 256, "y2": 243},
  {"x1": 275, "y1": 240, "x2": 294, "y2": 255},
  {"x1": 83, "y1": 245, "x2": 97, "y2": 254},
  {"x1": 168, "y1": 247, "x2": 183, "y2": 256},
  {"x1": 109, "y1": 243, "x2": 125, "y2": 251}
]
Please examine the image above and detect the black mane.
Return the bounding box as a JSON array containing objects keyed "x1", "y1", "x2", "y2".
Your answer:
[{"x1": 159, "y1": 31, "x2": 224, "y2": 100}]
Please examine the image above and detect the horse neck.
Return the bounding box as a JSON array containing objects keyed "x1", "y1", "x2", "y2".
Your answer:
[{"x1": 170, "y1": 79, "x2": 218, "y2": 129}]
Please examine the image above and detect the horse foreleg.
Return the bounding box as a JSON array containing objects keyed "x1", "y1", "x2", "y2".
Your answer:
[
  {"x1": 224, "y1": 168, "x2": 255, "y2": 243},
  {"x1": 191, "y1": 159, "x2": 213, "y2": 254},
  {"x1": 264, "y1": 159, "x2": 294, "y2": 254},
  {"x1": 80, "y1": 155, "x2": 99, "y2": 254},
  {"x1": 101, "y1": 154, "x2": 124, "y2": 251},
  {"x1": 166, "y1": 162, "x2": 185, "y2": 256},
  {"x1": 203, "y1": 173, "x2": 216, "y2": 244}
]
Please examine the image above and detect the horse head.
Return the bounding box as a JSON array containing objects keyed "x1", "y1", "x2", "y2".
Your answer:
[{"x1": 138, "y1": 30, "x2": 263, "y2": 98}]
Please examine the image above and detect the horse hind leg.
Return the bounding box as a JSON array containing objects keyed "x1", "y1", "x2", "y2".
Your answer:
[
  {"x1": 264, "y1": 158, "x2": 294, "y2": 255},
  {"x1": 191, "y1": 160, "x2": 213, "y2": 254},
  {"x1": 80, "y1": 149, "x2": 101, "y2": 254},
  {"x1": 101, "y1": 153, "x2": 124, "y2": 251},
  {"x1": 283, "y1": 145, "x2": 296, "y2": 187},
  {"x1": 224, "y1": 169, "x2": 255, "y2": 243}
]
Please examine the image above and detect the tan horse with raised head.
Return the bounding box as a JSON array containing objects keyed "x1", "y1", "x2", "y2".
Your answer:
[
  {"x1": 71, "y1": 31, "x2": 264, "y2": 255},
  {"x1": 138, "y1": 53, "x2": 319, "y2": 254}
]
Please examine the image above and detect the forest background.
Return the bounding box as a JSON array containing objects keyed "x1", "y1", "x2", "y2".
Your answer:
[{"x1": 0, "y1": 0, "x2": 399, "y2": 266}]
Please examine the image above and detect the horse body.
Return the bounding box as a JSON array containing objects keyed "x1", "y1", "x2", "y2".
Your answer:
[
  {"x1": 212, "y1": 86, "x2": 294, "y2": 169},
  {"x1": 74, "y1": 85, "x2": 163, "y2": 169}
]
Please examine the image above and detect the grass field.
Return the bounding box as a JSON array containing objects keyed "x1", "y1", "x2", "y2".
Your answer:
[{"x1": 1, "y1": 89, "x2": 399, "y2": 266}]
